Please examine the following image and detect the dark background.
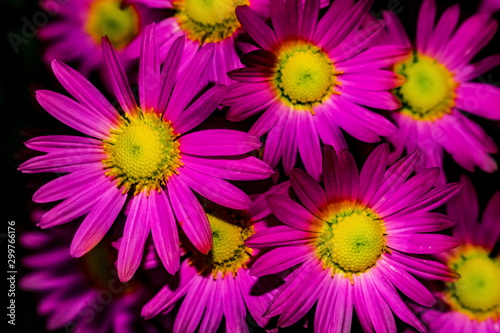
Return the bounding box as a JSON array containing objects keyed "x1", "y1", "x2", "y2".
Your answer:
[{"x1": 2, "y1": 0, "x2": 500, "y2": 332}]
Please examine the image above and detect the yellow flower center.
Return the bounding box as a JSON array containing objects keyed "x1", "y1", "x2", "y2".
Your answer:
[
  {"x1": 85, "y1": 0, "x2": 140, "y2": 50},
  {"x1": 102, "y1": 110, "x2": 182, "y2": 195},
  {"x1": 174, "y1": 0, "x2": 249, "y2": 43},
  {"x1": 446, "y1": 246, "x2": 500, "y2": 321},
  {"x1": 190, "y1": 206, "x2": 254, "y2": 278},
  {"x1": 316, "y1": 205, "x2": 387, "y2": 280},
  {"x1": 394, "y1": 53, "x2": 458, "y2": 121},
  {"x1": 274, "y1": 42, "x2": 339, "y2": 111}
]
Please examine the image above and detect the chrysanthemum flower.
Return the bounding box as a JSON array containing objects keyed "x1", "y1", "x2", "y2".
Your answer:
[
  {"x1": 39, "y1": 0, "x2": 155, "y2": 77},
  {"x1": 379, "y1": 0, "x2": 500, "y2": 182},
  {"x1": 223, "y1": 0, "x2": 409, "y2": 181},
  {"x1": 246, "y1": 144, "x2": 462, "y2": 332},
  {"x1": 416, "y1": 175, "x2": 500, "y2": 332},
  {"x1": 141, "y1": 183, "x2": 289, "y2": 333},
  {"x1": 126, "y1": 0, "x2": 277, "y2": 85},
  {"x1": 19, "y1": 24, "x2": 273, "y2": 282},
  {"x1": 20, "y1": 224, "x2": 156, "y2": 332}
]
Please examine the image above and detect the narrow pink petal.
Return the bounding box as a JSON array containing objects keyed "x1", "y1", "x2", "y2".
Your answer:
[
  {"x1": 167, "y1": 43, "x2": 214, "y2": 123},
  {"x1": 455, "y1": 83, "x2": 500, "y2": 120},
  {"x1": 386, "y1": 233, "x2": 459, "y2": 254},
  {"x1": 313, "y1": 103, "x2": 348, "y2": 151},
  {"x1": 167, "y1": 175, "x2": 212, "y2": 254},
  {"x1": 102, "y1": 36, "x2": 138, "y2": 114},
  {"x1": 24, "y1": 135, "x2": 102, "y2": 153},
  {"x1": 300, "y1": 0, "x2": 320, "y2": 42},
  {"x1": 322, "y1": 145, "x2": 341, "y2": 203},
  {"x1": 139, "y1": 23, "x2": 160, "y2": 112},
  {"x1": 235, "y1": 5, "x2": 279, "y2": 51},
  {"x1": 36, "y1": 90, "x2": 110, "y2": 139},
  {"x1": 341, "y1": 70, "x2": 405, "y2": 91},
  {"x1": 374, "y1": 167, "x2": 440, "y2": 218},
  {"x1": 385, "y1": 212, "x2": 455, "y2": 235},
  {"x1": 19, "y1": 150, "x2": 105, "y2": 174},
  {"x1": 180, "y1": 129, "x2": 261, "y2": 156},
  {"x1": 427, "y1": 4, "x2": 459, "y2": 57},
  {"x1": 38, "y1": 175, "x2": 112, "y2": 228},
  {"x1": 248, "y1": 100, "x2": 283, "y2": 138},
  {"x1": 265, "y1": 258, "x2": 322, "y2": 318},
  {"x1": 245, "y1": 226, "x2": 316, "y2": 248},
  {"x1": 370, "y1": 266, "x2": 426, "y2": 332},
  {"x1": 389, "y1": 250, "x2": 460, "y2": 282},
  {"x1": 290, "y1": 168, "x2": 328, "y2": 220},
  {"x1": 117, "y1": 193, "x2": 151, "y2": 282},
  {"x1": 250, "y1": 245, "x2": 313, "y2": 276},
  {"x1": 456, "y1": 53, "x2": 500, "y2": 82},
  {"x1": 70, "y1": 185, "x2": 127, "y2": 257},
  {"x1": 182, "y1": 154, "x2": 274, "y2": 181},
  {"x1": 221, "y1": 275, "x2": 248, "y2": 333},
  {"x1": 156, "y1": 35, "x2": 184, "y2": 114},
  {"x1": 269, "y1": 0, "x2": 289, "y2": 42},
  {"x1": 416, "y1": 0, "x2": 436, "y2": 54},
  {"x1": 358, "y1": 144, "x2": 389, "y2": 207},
  {"x1": 173, "y1": 277, "x2": 211, "y2": 333},
  {"x1": 388, "y1": 183, "x2": 461, "y2": 218},
  {"x1": 479, "y1": 191, "x2": 500, "y2": 249},
  {"x1": 277, "y1": 266, "x2": 330, "y2": 327},
  {"x1": 267, "y1": 194, "x2": 323, "y2": 231},
  {"x1": 180, "y1": 166, "x2": 253, "y2": 210},
  {"x1": 316, "y1": 274, "x2": 353, "y2": 333},
  {"x1": 141, "y1": 261, "x2": 198, "y2": 318},
  {"x1": 237, "y1": 270, "x2": 281, "y2": 330},
  {"x1": 246, "y1": 181, "x2": 291, "y2": 221},
  {"x1": 51, "y1": 60, "x2": 119, "y2": 124},
  {"x1": 150, "y1": 190, "x2": 180, "y2": 275},
  {"x1": 174, "y1": 85, "x2": 227, "y2": 133},
  {"x1": 378, "y1": 256, "x2": 435, "y2": 307},
  {"x1": 360, "y1": 272, "x2": 397, "y2": 333},
  {"x1": 32, "y1": 165, "x2": 103, "y2": 203},
  {"x1": 336, "y1": 149, "x2": 359, "y2": 203},
  {"x1": 199, "y1": 277, "x2": 223, "y2": 333},
  {"x1": 382, "y1": 11, "x2": 411, "y2": 48},
  {"x1": 352, "y1": 275, "x2": 374, "y2": 332},
  {"x1": 263, "y1": 109, "x2": 289, "y2": 168},
  {"x1": 446, "y1": 175, "x2": 479, "y2": 243},
  {"x1": 296, "y1": 112, "x2": 322, "y2": 181}
]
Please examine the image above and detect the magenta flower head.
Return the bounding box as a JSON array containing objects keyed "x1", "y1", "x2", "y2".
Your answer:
[
  {"x1": 416, "y1": 175, "x2": 500, "y2": 332},
  {"x1": 141, "y1": 183, "x2": 290, "y2": 333},
  {"x1": 18, "y1": 23, "x2": 273, "y2": 283},
  {"x1": 223, "y1": 0, "x2": 410, "y2": 181},
  {"x1": 246, "y1": 144, "x2": 462, "y2": 332},
  {"x1": 20, "y1": 224, "x2": 156, "y2": 332},
  {"x1": 125, "y1": 0, "x2": 271, "y2": 85},
  {"x1": 38, "y1": 0, "x2": 155, "y2": 77},
  {"x1": 379, "y1": 0, "x2": 500, "y2": 182}
]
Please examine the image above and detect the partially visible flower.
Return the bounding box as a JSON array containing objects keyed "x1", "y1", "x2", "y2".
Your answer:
[
  {"x1": 379, "y1": 0, "x2": 500, "y2": 183},
  {"x1": 224, "y1": 0, "x2": 407, "y2": 181},
  {"x1": 126, "y1": 0, "x2": 274, "y2": 85},
  {"x1": 19, "y1": 24, "x2": 273, "y2": 282},
  {"x1": 416, "y1": 175, "x2": 500, "y2": 332},
  {"x1": 38, "y1": 0, "x2": 156, "y2": 78},
  {"x1": 246, "y1": 145, "x2": 461, "y2": 332},
  {"x1": 141, "y1": 183, "x2": 290, "y2": 333},
  {"x1": 20, "y1": 223, "x2": 156, "y2": 333}
]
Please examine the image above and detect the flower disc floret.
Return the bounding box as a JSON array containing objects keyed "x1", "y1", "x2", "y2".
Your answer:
[
  {"x1": 86, "y1": 0, "x2": 140, "y2": 50},
  {"x1": 274, "y1": 42, "x2": 338, "y2": 111},
  {"x1": 174, "y1": 0, "x2": 248, "y2": 43},
  {"x1": 316, "y1": 206, "x2": 387, "y2": 278},
  {"x1": 446, "y1": 246, "x2": 500, "y2": 320},
  {"x1": 190, "y1": 207, "x2": 254, "y2": 278},
  {"x1": 103, "y1": 110, "x2": 182, "y2": 195},
  {"x1": 394, "y1": 53, "x2": 458, "y2": 121}
]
